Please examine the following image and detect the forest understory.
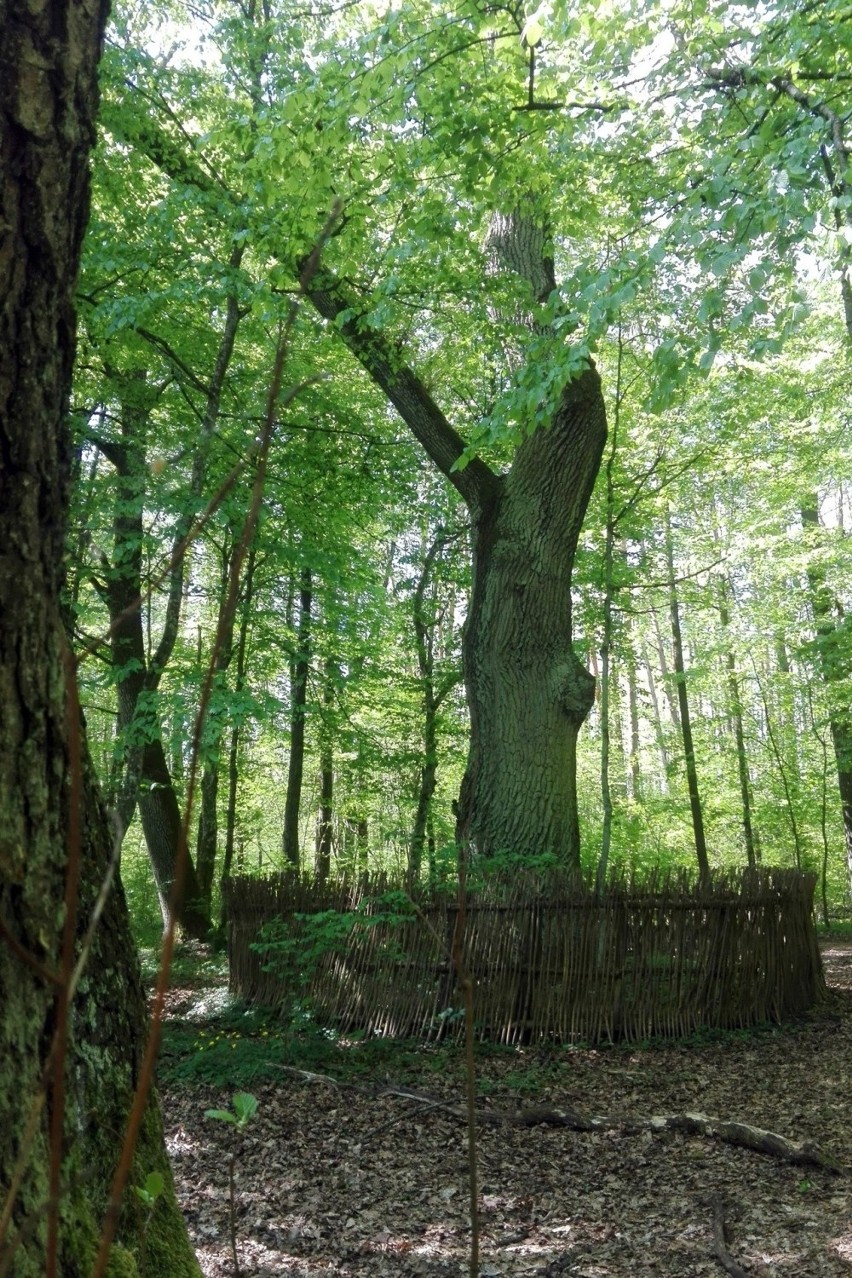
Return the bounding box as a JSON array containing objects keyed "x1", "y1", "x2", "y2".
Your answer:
[{"x1": 158, "y1": 941, "x2": 852, "y2": 1278}]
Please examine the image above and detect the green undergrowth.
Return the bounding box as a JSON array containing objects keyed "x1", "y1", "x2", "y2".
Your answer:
[
  {"x1": 152, "y1": 938, "x2": 839, "y2": 1096},
  {"x1": 140, "y1": 945, "x2": 229, "y2": 987},
  {"x1": 816, "y1": 919, "x2": 852, "y2": 939},
  {"x1": 159, "y1": 1003, "x2": 452, "y2": 1088},
  {"x1": 158, "y1": 998, "x2": 797, "y2": 1096}
]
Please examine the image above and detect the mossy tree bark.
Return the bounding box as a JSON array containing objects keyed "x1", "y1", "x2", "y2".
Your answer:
[{"x1": 0, "y1": 0, "x2": 199, "y2": 1272}]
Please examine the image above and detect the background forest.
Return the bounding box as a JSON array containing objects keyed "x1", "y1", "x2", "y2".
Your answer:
[{"x1": 68, "y1": 0, "x2": 852, "y2": 940}]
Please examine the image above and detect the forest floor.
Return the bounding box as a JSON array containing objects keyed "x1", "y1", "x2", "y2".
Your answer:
[{"x1": 157, "y1": 939, "x2": 852, "y2": 1278}]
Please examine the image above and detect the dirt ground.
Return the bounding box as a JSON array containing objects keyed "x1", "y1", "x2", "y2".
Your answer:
[{"x1": 162, "y1": 943, "x2": 852, "y2": 1277}]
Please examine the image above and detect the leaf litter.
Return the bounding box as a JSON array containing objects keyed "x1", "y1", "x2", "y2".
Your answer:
[{"x1": 160, "y1": 941, "x2": 852, "y2": 1277}]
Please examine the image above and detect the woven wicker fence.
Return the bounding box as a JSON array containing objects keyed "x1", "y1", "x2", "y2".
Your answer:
[{"x1": 224, "y1": 868, "x2": 825, "y2": 1044}]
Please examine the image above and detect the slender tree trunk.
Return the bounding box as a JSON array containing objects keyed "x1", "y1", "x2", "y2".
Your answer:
[
  {"x1": 664, "y1": 510, "x2": 709, "y2": 879},
  {"x1": 718, "y1": 578, "x2": 757, "y2": 868},
  {"x1": 642, "y1": 644, "x2": 670, "y2": 788},
  {"x1": 801, "y1": 501, "x2": 852, "y2": 896},
  {"x1": 315, "y1": 658, "x2": 335, "y2": 881},
  {"x1": 752, "y1": 661, "x2": 806, "y2": 870},
  {"x1": 626, "y1": 646, "x2": 642, "y2": 800},
  {"x1": 282, "y1": 566, "x2": 312, "y2": 867},
  {"x1": 409, "y1": 532, "x2": 454, "y2": 881},
  {"x1": 357, "y1": 817, "x2": 369, "y2": 872},
  {"x1": 652, "y1": 603, "x2": 681, "y2": 732},
  {"x1": 196, "y1": 540, "x2": 238, "y2": 912},
  {"x1": 0, "y1": 2, "x2": 199, "y2": 1269},
  {"x1": 220, "y1": 547, "x2": 256, "y2": 931},
  {"x1": 96, "y1": 402, "x2": 209, "y2": 937}
]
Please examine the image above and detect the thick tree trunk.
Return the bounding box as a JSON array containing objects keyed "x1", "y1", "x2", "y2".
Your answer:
[
  {"x1": 0, "y1": 1, "x2": 199, "y2": 1271},
  {"x1": 456, "y1": 369, "x2": 605, "y2": 866},
  {"x1": 306, "y1": 204, "x2": 606, "y2": 871}
]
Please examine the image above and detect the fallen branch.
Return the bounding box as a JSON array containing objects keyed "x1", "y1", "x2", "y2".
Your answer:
[
  {"x1": 711, "y1": 1192, "x2": 763, "y2": 1278},
  {"x1": 274, "y1": 1069, "x2": 841, "y2": 1172}
]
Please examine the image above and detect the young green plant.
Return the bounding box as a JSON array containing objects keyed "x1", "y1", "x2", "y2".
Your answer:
[{"x1": 204, "y1": 1092, "x2": 259, "y2": 1278}]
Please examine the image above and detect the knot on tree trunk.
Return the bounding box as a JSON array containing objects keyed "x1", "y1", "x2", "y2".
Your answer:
[{"x1": 552, "y1": 652, "x2": 596, "y2": 722}]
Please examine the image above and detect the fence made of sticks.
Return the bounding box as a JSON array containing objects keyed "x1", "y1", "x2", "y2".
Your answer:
[{"x1": 224, "y1": 868, "x2": 825, "y2": 1044}]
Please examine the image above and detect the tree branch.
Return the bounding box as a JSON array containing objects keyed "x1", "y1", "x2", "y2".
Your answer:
[{"x1": 304, "y1": 268, "x2": 500, "y2": 513}]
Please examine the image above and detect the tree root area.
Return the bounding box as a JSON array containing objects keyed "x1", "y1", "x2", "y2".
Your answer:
[{"x1": 162, "y1": 942, "x2": 852, "y2": 1277}]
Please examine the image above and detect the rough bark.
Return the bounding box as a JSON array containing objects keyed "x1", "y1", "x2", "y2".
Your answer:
[
  {"x1": 306, "y1": 210, "x2": 606, "y2": 869},
  {"x1": 454, "y1": 369, "x2": 604, "y2": 865},
  {"x1": 0, "y1": 0, "x2": 199, "y2": 1271}
]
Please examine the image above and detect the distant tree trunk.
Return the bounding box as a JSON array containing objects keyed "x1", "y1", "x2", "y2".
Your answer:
[
  {"x1": 0, "y1": 0, "x2": 199, "y2": 1269},
  {"x1": 801, "y1": 500, "x2": 852, "y2": 897},
  {"x1": 752, "y1": 661, "x2": 806, "y2": 870},
  {"x1": 410, "y1": 532, "x2": 462, "y2": 880},
  {"x1": 652, "y1": 603, "x2": 682, "y2": 732},
  {"x1": 219, "y1": 546, "x2": 255, "y2": 933},
  {"x1": 282, "y1": 565, "x2": 312, "y2": 867},
  {"x1": 664, "y1": 509, "x2": 709, "y2": 879},
  {"x1": 626, "y1": 646, "x2": 642, "y2": 799},
  {"x1": 315, "y1": 657, "x2": 336, "y2": 881},
  {"x1": 196, "y1": 539, "x2": 238, "y2": 911},
  {"x1": 596, "y1": 365, "x2": 621, "y2": 892},
  {"x1": 427, "y1": 814, "x2": 438, "y2": 883},
  {"x1": 718, "y1": 577, "x2": 757, "y2": 868},
  {"x1": 357, "y1": 817, "x2": 369, "y2": 871},
  {"x1": 307, "y1": 203, "x2": 606, "y2": 870},
  {"x1": 642, "y1": 643, "x2": 670, "y2": 787}
]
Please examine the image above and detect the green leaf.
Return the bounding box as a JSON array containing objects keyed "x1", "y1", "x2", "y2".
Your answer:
[
  {"x1": 522, "y1": 14, "x2": 545, "y2": 47},
  {"x1": 133, "y1": 1170, "x2": 166, "y2": 1205},
  {"x1": 204, "y1": 1108, "x2": 238, "y2": 1125},
  {"x1": 232, "y1": 1091, "x2": 259, "y2": 1125}
]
